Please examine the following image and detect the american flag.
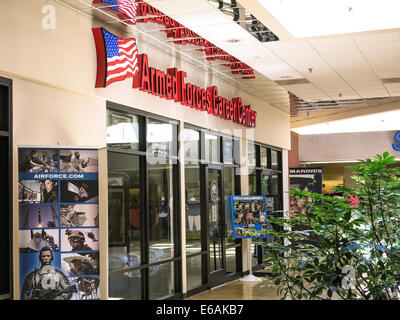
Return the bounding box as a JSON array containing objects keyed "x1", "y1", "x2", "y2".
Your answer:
[
  {"x1": 94, "y1": 0, "x2": 139, "y2": 24},
  {"x1": 93, "y1": 28, "x2": 139, "y2": 87}
]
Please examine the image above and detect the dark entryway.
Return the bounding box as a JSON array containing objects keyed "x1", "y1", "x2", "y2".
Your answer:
[{"x1": 0, "y1": 77, "x2": 12, "y2": 299}]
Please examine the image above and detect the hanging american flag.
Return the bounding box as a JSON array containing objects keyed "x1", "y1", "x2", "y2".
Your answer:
[
  {"x1": 93, "y1": 0, "x2": 139, "y2": 24},
  {"x1": 92, "y1": 28, "x2": 139, "y2": 87}
]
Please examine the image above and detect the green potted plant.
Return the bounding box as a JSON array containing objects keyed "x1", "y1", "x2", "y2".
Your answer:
[{"x1": 259, "y1": 152, "x2": 400, "y2": 300}]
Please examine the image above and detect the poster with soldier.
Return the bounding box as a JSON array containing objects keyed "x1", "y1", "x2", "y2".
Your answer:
[
  {"x1": 18, "y1": 147, "x2": 100, "y2": 300},
  {"x1": 289, "y1": 168, "x2": 323, "y2": 215}
]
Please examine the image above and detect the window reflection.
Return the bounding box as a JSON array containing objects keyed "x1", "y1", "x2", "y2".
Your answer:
[
  {"x1": 106, "y1": 110, "x2": 139, "y2": 150},
  {"x1": 147, "y1": 118, "x2": 177, "y2": 157},
  {"x1": 224, "y1": 166, "x2": 235, "y2": 245},
  {"x1": 271, "y1": 174, "x2": 279, "y2": 195},
  {"x1": 149, "y1": 262, "x2": 175, "y2": 299},
  {"x1": 223, "y1": 137, "x2": 233, "y2": 164},
  {"x1": 187, "y1": 255, "x2": 202, "y2": 290},
  {"x1": 148, "y1": 162, "x2": 174, "y2": 260},
  {"x1": 271, "y1": 150, "x2": 279, "y2": 170},
  {"x1": 185, "y1": 165, "x2": 201, "y2": 253},
  {"x1": 184, "y1": 129, "x2": 200, "y2": 161},
  {"x1": 248, "y1": 171, "x2": 257, "y2": 195},
  {"x1": 248, "y1": 142, "x2": 256, "y2": 167},
  {"x1": 108, "y1": 152, "x2": 141, "y2": 300},
  {"x1": 260, "y1": 147, "x2": 267, "y2": 168},
  {"x1": 204, "y1": 133, "x2": 220, "y2": 163},
  {"x1": 261, "y1": 174, "x2": 271, "y2": 195}
]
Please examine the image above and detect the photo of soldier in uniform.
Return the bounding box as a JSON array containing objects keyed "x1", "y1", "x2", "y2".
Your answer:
[
  {"x1": 60, "y1": 180, "x2": 99, "y2": 203},
  {"x1": 20, "y1": 247, "x2": 76, "y2": 300},
  {"x1": 69, "y1": 276, "x2": 100, "y2": 300},
  {"x1": 18, "y1": 149, "x2": 58, "y2": 173},
  {"x1": 19, "y1": 205, "x2": 59, "y2": 229},
  {"x1": 61, "y1": 252, "x2": 99, "y2": 276},
  {"x1": 60, "y1": 149, "x2": 98, "y2": 173},
  {"x1": 19, "y1": 229, "x2": 59, "y2": 253},
  {"x1": 41, "y1": 180, "x2": 59, "y2": 203},
  {"x1": 61, "y1": 204, "x2": 99, "y2": 227},
  {"x1": 61, "y1": 228, "x2": 99, "y2": 252}
]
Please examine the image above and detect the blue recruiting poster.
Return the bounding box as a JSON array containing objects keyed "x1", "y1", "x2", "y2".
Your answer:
[
  {"x1": 230, "y1": 195, "x2": 269, "y2": 239},
  {"x1": 18, "y1": 147, "x2": 100, "y2": 300}
]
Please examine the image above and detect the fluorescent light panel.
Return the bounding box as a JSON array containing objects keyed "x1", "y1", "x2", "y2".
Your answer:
[
  {"x1": 258, "y1": 0, "x2": 400, "y2": 37},
  {"x1": 292, "y1": 110, "x2": 400, "y2": 135}
]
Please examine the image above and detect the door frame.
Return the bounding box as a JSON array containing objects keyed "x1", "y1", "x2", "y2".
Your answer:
[
  {"x1": 0, "y1": 76, "x2": 12, "y2": 299},
  {"x1": 201, "y1": 163, "x2": 232, "y2": 288}
]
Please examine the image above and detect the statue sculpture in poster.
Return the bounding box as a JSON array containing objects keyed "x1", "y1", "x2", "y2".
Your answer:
[{"x1": 18, "y1": 148, "x2": 100, "y2": 300}]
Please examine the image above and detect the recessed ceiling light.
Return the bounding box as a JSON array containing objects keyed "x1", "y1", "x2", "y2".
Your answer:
[{"x1": 257, "y1": 0, "x2": 400, "y2": 37}]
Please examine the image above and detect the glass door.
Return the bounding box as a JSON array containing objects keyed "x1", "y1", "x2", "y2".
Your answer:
[{"x1": 205, "y1": 165, "x2": 229, "y2": 287}]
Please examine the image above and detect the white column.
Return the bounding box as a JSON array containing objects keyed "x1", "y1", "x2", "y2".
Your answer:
[
  {"x1": 178, "y1": 120, "x2": 187, "y2": 294},
  {"x1": 282, "y1": 149, "x2": 289, "y2": 219},
  {"x1": 239, "y1": 132, "x2": 250, "y2": 272}
]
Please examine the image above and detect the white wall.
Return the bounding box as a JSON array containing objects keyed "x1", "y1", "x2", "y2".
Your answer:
[{"x1": 299, "y1": 130, "x2": 400, "y2": 163}]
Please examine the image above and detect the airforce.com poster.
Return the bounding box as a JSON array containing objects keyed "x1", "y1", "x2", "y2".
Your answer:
[{"x1": 18, "y1": 147, "x2": 100, "y2": 300}]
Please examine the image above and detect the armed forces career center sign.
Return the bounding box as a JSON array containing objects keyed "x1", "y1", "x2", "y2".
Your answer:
[{"x1": 18, "y1": 147, "x2": 100, "y2": 300}]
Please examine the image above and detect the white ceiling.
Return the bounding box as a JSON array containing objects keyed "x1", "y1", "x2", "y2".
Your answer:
[
  {"x1": 145, "y1": 0, "x2": 400, "y2": 121},
  {"x1": 63, "y1": 0, "x2": 400, "y2": 123}
]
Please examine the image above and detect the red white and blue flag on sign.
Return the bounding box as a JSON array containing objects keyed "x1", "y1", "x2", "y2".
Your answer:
[
  {"x1": 93, "y1": 0, "x2": 139, "y2": 24},
  {"x1": 92, "y1": 28, "x2": 139, "y2": 87}
]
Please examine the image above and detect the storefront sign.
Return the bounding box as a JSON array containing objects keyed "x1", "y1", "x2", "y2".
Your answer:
[
  {"x1": 93, "y1": 0, "x2": 255, "y2": 78},
  {"x1": 392, "y1": 131, "x2": 400, "y2": 151},
  {"x1": 18, "y1": 147, "x2": 100, "y2": 300},
  {"x1": 230, "y1": 195, "x2": 269, "y2": 238},
  {"x1": 93, "y1": 27, "x2": 257, "y2": 127}
]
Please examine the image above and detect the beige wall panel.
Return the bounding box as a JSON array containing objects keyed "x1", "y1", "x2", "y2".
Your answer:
[
  {"x1": 11, "y1": 78, "x2": 106, "y2": 299},
  {"x1": 299, "y1": 131, "x2": 400, "y2": 163}
]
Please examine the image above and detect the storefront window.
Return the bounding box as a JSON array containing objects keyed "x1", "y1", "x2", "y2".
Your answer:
[
  {"x1": 271, "y1": 174, "x2": 279, "y2": 195},
  {"x1": 204, "y1": 133, "x2": 220, "y2": 163},
  {"x1": 185, "y1": 165, "x2": 201, "y2": 253},
  {"x1": 226, "y1": 247, "x2": 237, "y2": 273},
  {"x1": 224, "y1": 166, "x2": 235, "y2": 245},
  {"x1": 186, "y1": 255, "x2": 202, "y2": 290},
  {"x1": 247, "y1": 142, "x2": 282, "y2": 268},
  {"x1": 147, "y1": 118, "x2": 177, "y2": 157},
  {"x1": 108, "y1": 104, "x2": 179, "y2": 300},
  {"x1": 108, "y1": 152, "x2": 141, "y2": 299},
  {"x1": 248, "y1": 171, "x2": 257, "y2": 195},
  {"x1": 148, "y1": 162, "x2": 174, "y2": 261},
  {"x1": 223, "y1": 137, "x2": 233, "y2": 164},
  {"x1": 148, "y1": 262, "x2": 175, "y2": 299},
  {"x1": 261, "y1": 174, "x2": 270, "y2": 195},
  {"x1": 184, "y1": 128, "x2": 200, "y2": 161},
  {"x1": 260, "y1": 147, "x2": 268, "y2": 168},
  {"x1": 248, "y1": 142, "x2": 256, "y2": 167},
  {"x1": 271, "y1": 149, "x2": 279, "y2": 170},
  {"x1": 106, "y1": 109, "x2": 140, "y2": 150}
]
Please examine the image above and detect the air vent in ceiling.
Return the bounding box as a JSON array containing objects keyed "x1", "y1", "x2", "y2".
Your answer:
[
  {"x1": 208, "y1": 0, "x2": 279, "y2": 43},
  {"x1": 276, "y1": 78, "x2": 310, "y2": 86},
  {"x1": 381, "y1": 78, "x2": 400, "y2": 84},
  {"x1": 289, "y1": 92, "x2": 391, "y2": 117}
]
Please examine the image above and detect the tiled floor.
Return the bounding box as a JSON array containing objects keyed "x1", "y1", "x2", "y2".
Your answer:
[{"x1": 187, "y1": 277, "x2": 281, "y2": 300}]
